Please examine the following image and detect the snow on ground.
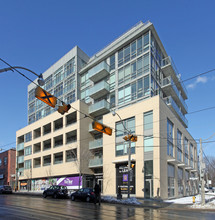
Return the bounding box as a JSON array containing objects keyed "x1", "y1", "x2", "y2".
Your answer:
[{"x1": 165, "y1": 193, "x2": 215, "y2": 209}]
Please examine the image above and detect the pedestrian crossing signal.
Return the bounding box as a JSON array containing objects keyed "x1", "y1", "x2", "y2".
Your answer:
[
  {"x1": 35, "y1": 86, "x2": 57, "y2": 108},
  {"x1": 92, "y1": 121, "x2": 112, "y2": 136}
]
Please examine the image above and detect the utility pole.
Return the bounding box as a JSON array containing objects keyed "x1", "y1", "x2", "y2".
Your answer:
[{"x1": 199, "y1": 138, "x2": 205, "y2": 205}]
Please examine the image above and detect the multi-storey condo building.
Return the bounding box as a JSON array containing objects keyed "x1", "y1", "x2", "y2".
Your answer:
[{"x1": 16, "y1": 21, "x2": 198, "y2": 199}]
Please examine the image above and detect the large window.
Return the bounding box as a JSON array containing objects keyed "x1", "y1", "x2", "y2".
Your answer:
[
  {"x1": 144, "y1": 111, "x2": 153, "y2": 152},
  {"x1": 117, "y1": 32, "x2": 149, "y2": 68},
  {"x1": 167, "y1": 119, "x2": 173, "y2": 156},
  {"x1": 54, "y1": 82, "x2": 63, "y2": 97},
  {"x1": 184, "y1": 138, "x2": 189, "y2": 165},
  {"x1": 177, "y1": 129, "x2": 182, "y2": 161},
  {"x1": 168, "y1": 164, "x2": 175, "y2": 198},
  {"x1": 25, "y1": 132, "x2": 32, "y2": 142},
  {"x1": 24, "y1": 159, "x2": 32, "y2": 169},
  {"x1": 110, "y1": 54, "x2": 115, "y2": 71},
  {"x1": 178, "y1": 168, "x2": 183, "y2": 197},
  {"x1": 66, "y1": 149, "x2": 77, "y2": 162},
  {"x1": 25, "y1": 146, "x2": 32, "y2": 156},
  {"x1": 115, "y1": 117, "x2": 135, "y2": 156},
  {"x1": 190, "y1": 143, "x2": 194, "y2": 168}
]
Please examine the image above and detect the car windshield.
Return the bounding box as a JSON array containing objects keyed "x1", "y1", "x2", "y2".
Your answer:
[{"x1": 4, "y1": 186, "x2": 12, "y2": 190}]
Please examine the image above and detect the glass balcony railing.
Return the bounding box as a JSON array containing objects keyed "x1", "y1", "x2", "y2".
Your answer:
[
  {"x1": 164, "y1": 96, "x2": 188, "y2": 127},
  {"x1": 162, "y1": 76, "x2": 188, "y2": 113},
  {"x1": 17, "y1": 143, "x2": 24, "y2": 151},
  {"x1": 17, "y1": 156, "x2": 24, "y2": 164},
  {"x1": 89, "y1": 80, "x2": 110, "y2": 99},
  {"x1": 161, "y1": 56, "x2": 187, "y2": 98},
  {"x1": 88, "y1": 61, "x2": 110, "y2": 82},
  {"x1": 89, "y1": 157, "x2": 103, "y2": 167},
  {"x1": 89, "y1": 138, "x2": 103, "y2": 150},
  {"x1": 89, "y1": 99, "x2": 110, "y2": 116}
]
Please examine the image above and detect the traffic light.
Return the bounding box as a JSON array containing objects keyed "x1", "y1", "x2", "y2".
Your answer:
[
  {"x1": 92, "y1": 121, "x2": 112, "y2": 136},
  {"x1": 123, "y1": 134, "x2": 137, "y2": 142},
  {"x1": 131, "y1": 163, "x2": 135, "y2": 168},
  {"x1": 57, "y1": 102, "x2": 71, "y2": 115},
  {"x1": 35, "y1": 86, "x2": 57, "y2": 108}
]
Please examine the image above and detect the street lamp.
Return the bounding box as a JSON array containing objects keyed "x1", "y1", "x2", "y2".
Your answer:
[
  {"x1": 0, "y1": 66, "x2": 45, "y2": 86},
  {"x1": 112, "y1": 109, "x2": 137, "y2": 198}
]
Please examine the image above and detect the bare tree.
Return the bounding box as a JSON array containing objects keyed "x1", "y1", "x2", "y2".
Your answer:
[
  {"x1": 68, "y1": 145, "x2": 92, "y2": 189},
  {"x1": 204, "y1": 156, "x2": 215, "y2": 186}
]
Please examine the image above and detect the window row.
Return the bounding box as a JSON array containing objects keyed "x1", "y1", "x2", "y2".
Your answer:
[
  {"x1": 18, "y1": 112, "x2": 77, "y2": 144},
  {"x1": 167, "y1": 119, "x2": 196, "y2": 166},
  {"x1": 24, "y1": 131, "x2": 77, "y2": 155},
  {"x1": 24, "y1": 149, "x2": 77, "y2": 169}
]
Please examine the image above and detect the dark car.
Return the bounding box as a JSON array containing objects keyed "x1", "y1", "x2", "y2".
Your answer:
[
  {"x1": 43, "y1": 185, "x2": 68, "y2": 199},
  {"x1": 71, "y1": 188, "x2": 95, "y2": 202},
  {"x1": 0, "y1": 185, "x2": 12, "y2": 194}
]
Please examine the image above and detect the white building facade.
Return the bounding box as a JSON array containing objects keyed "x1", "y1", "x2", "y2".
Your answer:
[{"x1": 16, "y1": 21, "x2": 198, "y2": 199}]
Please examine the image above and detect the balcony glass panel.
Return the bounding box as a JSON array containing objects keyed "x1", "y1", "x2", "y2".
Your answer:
[
  {"x1": 162, "y1": 76, "x2": 188, "y2": 112},
  {"x1": 89, "y1": 157, "x2": 103, "y2": 167},
  {"x1": 88, "y1": 61, "x2": 110, "y2": 82},
  {"x1": 89, "y1": 81, "x2": 110, "y2": 99},
  {"x1": 89, "y1": 100, "x2": 110, "y2": 115},
  {"x1": 17, "y1": 143, "x2": 24, "y2": 151},
  {"x1": 164, "y1": 96, "x2": 188, "y2": 127},
  {"x1": 18, "y1": 156, "x2": 24, "y2": 164},
  {"x1": 161, "y1": 56, "x2": 187, "y2": 98},
  {"x1": 89, "y1": 138, "x2": 103, "y2": 150}
]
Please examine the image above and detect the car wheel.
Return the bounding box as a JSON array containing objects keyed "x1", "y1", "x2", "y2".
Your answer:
[
  {"x1": 53, "y1": 193, "x2": 58, "y2": 199},
  {"x1": 43, "y1": 193, "x2": 47, "y2": 198},
  {"x1": 71, "y1": 195, "x2": 75, "y2": 201},
  {"x1": 86, "y1": 196, "x2": 90, "y2": 202}
]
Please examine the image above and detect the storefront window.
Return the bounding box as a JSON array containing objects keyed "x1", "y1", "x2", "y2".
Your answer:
[
  {"x1": 178, "y1": 168, "x2": 183, "y2": 197},
  {"x1": 168, "y1": 164, "x2": 175, "y2": 198}
]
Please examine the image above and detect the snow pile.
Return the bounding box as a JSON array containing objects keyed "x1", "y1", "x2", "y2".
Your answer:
[
  {"x1": 164, "y1": 193, "x2": 215, "y2": 209},
  {"x1": 102, "y1": 196, "x2": 142, "y2": 205}
]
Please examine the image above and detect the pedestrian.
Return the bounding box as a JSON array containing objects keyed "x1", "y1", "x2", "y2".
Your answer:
[{"x1": 94, "y1": 182, "x2": 101, "y2": 205}]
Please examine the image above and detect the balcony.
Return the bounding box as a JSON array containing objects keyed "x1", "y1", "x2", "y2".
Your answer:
[
  {"x1": 161, "y1": 56, "x2": 187, "y2": 99},
  {"x1": 163, "y1": 96, "x2": 188, "y2": 128},
  {"x1": 88, "y1": 61, "x2": 110, "y2": 82},
  {"x1": 89, "y1": 156, "x2": 103, "y2": 168},
  {"x1": 17, "y1": 156, "x2": 24, "y2": 164},
  {"x1": 162, "y1": 76, "x2": 188, "y2": 114},
  {"x1": 17, "y1": 143, "x2": 24, "y2": 151},
  {"x1": 18, "y1": 168, "x2": 24, "y2": 176},
  {"x1": 89, "y1": 100, "x2": 110, "y2": 117},
  {"x1": 89, "y1": 138, "x2": 103, "y2": 150},
  {"x1": 89, "y1": 81, "x2": 110, "y2": 100}
]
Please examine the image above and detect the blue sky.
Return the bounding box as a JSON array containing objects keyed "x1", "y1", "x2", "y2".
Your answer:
[{"x1": 0, "y1": 0, "x2": 215, "y2": 156}]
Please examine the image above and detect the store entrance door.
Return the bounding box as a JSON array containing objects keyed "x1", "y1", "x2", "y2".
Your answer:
[{"x1": 145, "y1": 179, "x2": 153, "y2": 198}]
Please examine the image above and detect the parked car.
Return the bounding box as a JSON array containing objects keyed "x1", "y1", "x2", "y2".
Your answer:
[
  {"x1": 0, "y1": 185, "x2": 12, "y2": 194},
  {"x1": 71, "y1": 188, "x2": 95, "y2": 202},
  {"x1": 43, "y1": 185, "x2": 68, "y2": 199}
]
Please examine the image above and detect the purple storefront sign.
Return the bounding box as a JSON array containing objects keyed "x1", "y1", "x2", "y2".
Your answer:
[{"x1": 57, "y1": 176, "x2": 82, "y2": 188}]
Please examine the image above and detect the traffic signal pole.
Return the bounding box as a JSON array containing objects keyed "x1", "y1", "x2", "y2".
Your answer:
[{"x1": 127, "y1": 139, "x2": 131, "y2": 198}]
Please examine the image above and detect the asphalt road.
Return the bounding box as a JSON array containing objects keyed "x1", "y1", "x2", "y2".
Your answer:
[{"x1": 0, "y1": 194, "x2": 215, "y2": 220}]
